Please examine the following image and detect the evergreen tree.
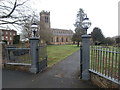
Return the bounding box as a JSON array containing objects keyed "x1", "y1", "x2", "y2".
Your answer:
[
  {"x1": 72, "y1": 8, "x2": 86, "y2": 46},
  {"x1": 91, "y1": 27, "x2": 105, "y2": 45},
  {"x1": 13, "y1": 35, "x2": 20, "y2": 44}
]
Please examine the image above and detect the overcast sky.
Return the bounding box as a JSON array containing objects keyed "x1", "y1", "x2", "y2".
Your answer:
[{"x1": 30, "y1": 0, "x2": 119, "y2": 37}]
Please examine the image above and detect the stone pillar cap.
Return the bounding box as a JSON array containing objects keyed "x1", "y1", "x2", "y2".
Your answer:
[
  {"x1": 29, "y1": 37, "x2": 40, "y2": 40},
  {"x1": 82, "y1": 35, "x2": 91, "y2": 38}
]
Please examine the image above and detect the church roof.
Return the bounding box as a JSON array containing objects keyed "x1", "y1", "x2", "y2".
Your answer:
[
  {"x1": 51, "y1": 28, "x2": 74, "y2": 36},
  {"x1": 51, "y1": 28, "x2": 73, "y2": 32}
]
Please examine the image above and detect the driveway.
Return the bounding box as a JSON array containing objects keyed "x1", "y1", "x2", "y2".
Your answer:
[{"x1": 2, "y1": 50, "x2": 99, "y2": 88}]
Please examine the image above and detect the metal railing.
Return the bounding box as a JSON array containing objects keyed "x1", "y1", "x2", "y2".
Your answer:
[
  {"x1": 5, "y1": 47, "x2": 31, "y2": 65},
  {"x1": 38, "y1": 45, "x2": 47, "y2": 62},
  {"x1": 90, "y1": 46, "x2": 120, "y2": 85},
  {"x1": 80, "y1": 45, "x2": 83, "y2": 79},
  {"x1": 38, "y1": 45, "x2": 47, "y2": 71}
]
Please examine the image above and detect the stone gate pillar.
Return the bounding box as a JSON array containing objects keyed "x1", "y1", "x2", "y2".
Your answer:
[
  {"x1": 0, "y1": 43, "x2": 2, "y2": 68},
  {"x1": 29, "y1": 37, "x2": 39, "y2": 74},
  {"x1": 81, "y1": 35, "x2": 91, "y2": 80},
  {"x1": 0, "y1": 42, "x2": 6, "y2": 68},
  {"x1": 0, "y1": 42, "x2": 6, "y2": 90}
]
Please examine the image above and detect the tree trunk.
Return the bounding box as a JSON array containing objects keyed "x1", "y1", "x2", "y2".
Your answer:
[{"x1": 77, "y1": 41, "x2": 79, "y2": 47}]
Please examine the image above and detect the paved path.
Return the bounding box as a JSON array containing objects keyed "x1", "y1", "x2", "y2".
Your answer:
[{"x1": 2, "y1": 50, "x2": 99, "y2": 88}]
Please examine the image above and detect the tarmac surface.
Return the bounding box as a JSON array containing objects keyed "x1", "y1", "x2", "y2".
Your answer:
[{"x1": 2, "y1": 50, "x2": 99, "y2": 88}]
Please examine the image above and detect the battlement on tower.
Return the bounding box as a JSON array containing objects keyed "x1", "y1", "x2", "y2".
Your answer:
[{"x1": 40, "y1": 10, "x2": 50, "y2": 15}]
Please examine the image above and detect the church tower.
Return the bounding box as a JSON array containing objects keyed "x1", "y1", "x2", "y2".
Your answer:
[{"x1": 40, "y1": 10, "x2": 51, "y2": 29}]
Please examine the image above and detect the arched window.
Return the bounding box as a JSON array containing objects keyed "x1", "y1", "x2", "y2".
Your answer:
[
  {"x1": 66, "y1": 38, "x2": 68, "y2": 42},
  {"x1": 62, "y1": 37, "x2": 64, "y2": 42},
  {"x1": 56, "y1": 37, "x2": 59, "y2": 42},
  {"x1": 46, "y1": 17, "x2": 49, "y2": 23},
  {"x1": 51, "y1": 38, "x2": 54, "y2": 42},
  {"x1": 45, "y1": 16, "x2": 46, "y2": 23},
  {"x1": 45, "y1": 16, "x2": 49, "y2": 23}
]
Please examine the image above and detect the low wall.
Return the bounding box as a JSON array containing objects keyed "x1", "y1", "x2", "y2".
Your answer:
[
  {"x1": 4, "y1": 64, "x2": 31, "y2": 72},
  {"x1": 90, "y1": 72, "x2": 120, "y2": 88}
]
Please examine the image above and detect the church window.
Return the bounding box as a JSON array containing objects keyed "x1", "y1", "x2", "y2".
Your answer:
[
  {"x1": 62, "y1": 37, "x2": 64, "y2": 42},
  {"x1": 51, "y1": 38, "x2": 53, "y2": 42},
  {"x1": 46, "y1": 17, "x2": 49, "y2": 23},
  {"x1": 45, "y1": 16, "x2": 46, "y2": 23},
  {"x1": 45, "y1": 16, "x2": 49, "y2": 23},
  {"x1": 66, "y1": 38, "x2": 68, "y2": 42},
  {"x1": 56, "y1": 37, "x2": 59, "y2": 42}
]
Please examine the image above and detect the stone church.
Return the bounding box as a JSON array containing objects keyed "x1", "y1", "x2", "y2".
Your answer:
[{"x1": 40, "y1": 11, "x2": 73, "y2": 45}]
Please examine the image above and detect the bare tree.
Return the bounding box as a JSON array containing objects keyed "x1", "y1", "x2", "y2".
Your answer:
[
  {"x1": 20, "y1": 19, "x2": 32, "y2": 41},
  {"x1": 0, "y1": 0, "x2": 32, "y2": 29},
  {"x1": 20, "y1": 12, "x2": 40, "y2": 41}
]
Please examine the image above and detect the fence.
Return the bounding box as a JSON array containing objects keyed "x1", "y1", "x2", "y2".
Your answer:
[
  {"x1": 89, "y1": 46, "x2": 120, "y2": 85},
  {"x1": 38, "y1": 45, "x2": 47, "y2": 71},
  {"x1": 80, "y1": 45, "x2": 82, "y2": 79},
  {"x1": 5, "y1": 47, "x2": 31, "y2": 66},
  {"x1": 4, "y1": 44, "x2": 47, "y2": 73}
]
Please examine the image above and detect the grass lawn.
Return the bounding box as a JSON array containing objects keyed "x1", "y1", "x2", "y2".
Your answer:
[{"x1": 47, "y1": 45, "x2": 79, "y2": 67}]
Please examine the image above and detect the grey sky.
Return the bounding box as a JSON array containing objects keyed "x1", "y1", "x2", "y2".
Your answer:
[{"x1": 30, "y1": 0, "x2": 119, "y2": 37}]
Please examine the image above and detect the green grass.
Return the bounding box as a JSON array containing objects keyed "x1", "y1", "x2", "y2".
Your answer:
[{"x1": 47, "y1": 45, "x2": 79, "y2": 67}]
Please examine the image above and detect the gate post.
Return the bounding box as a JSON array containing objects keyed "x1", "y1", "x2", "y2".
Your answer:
[
  {"x1": 81, "y1": 35, "x2": 91, "y2": 80},
  {"x1": 0, "y1": 42, "x2": 6, "y2": 68},
  {"x1": 29, "y1": 37, "x2": 39, "y2": 74}
]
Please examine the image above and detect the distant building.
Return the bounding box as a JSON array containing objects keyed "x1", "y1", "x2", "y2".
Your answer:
[
  {"x1": 0, "y1": 29, "x2": 17, "y2": 45},
  {"x1": 40, "y1": 10, "x2": 73, "y2": 45},
  {"x1": 51, "y1": 28, "x2": 73, "y2": 44}
]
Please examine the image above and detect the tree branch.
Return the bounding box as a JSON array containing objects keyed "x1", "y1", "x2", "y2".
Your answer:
[
  {"x1": 0, "y1": 0, "x2": 17, "y2": 18},
  {"x1": 0, "y1": 19, "x2": 25, "y2": 25},
  {"x1": 0, "y1": 0, "x2": 28, "y2": 19}
]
